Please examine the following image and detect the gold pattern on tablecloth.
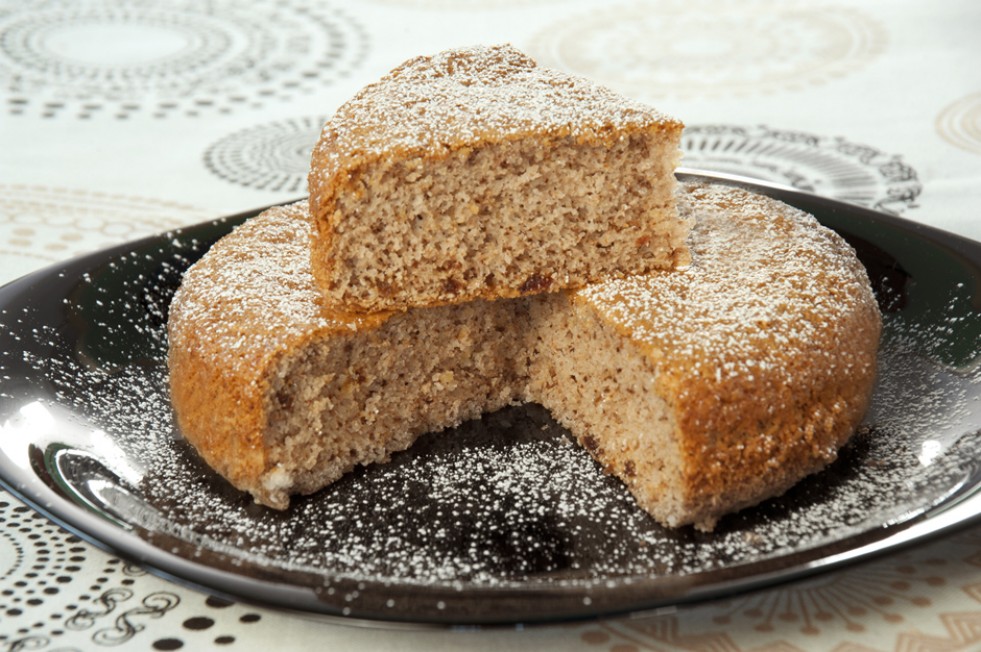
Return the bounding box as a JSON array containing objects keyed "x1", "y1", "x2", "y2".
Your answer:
[
  {"x1": 578, "y1": 527, "x2": 981, "y2": 652},
  {"x1": 527, "y1": 0, "x2": 886, "y2": 99},
  {"x1": 936, "y1": 93, "x2": 981, "y2": 155},
  {"x1": 0, "y1": 185, "x2": 209, "y2": 282}
]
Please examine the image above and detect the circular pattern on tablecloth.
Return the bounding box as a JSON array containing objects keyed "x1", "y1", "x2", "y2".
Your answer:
[
  {"x1": 203, "y1": 115, "x2": 327, "y2": 193},
  {"x1": 578, "y1": 526, "x2": 981, "y2": 651},
  {"x1": 0, "y1": 490, "x2": 265, "y2": 650},
  {"x1": 936, "y1": 92, "x2": 981, "y2": 155},
  {"x1": 0, "y1": 185, "x2": 211, "y2": 283},
  {"x1": 528, "y1": 0, "x2": 886, "y2": 99},
  {"x1": 0, "y1": 490, "x2": 91, "y2": 646},
  {"x1": 0, "y1": 0, "x2": 367, "y2": 119},
  {"x1": 681, "y1": 124, "x2": 922, "y2": 215}
]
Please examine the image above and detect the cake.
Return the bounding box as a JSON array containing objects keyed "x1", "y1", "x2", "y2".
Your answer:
[
  {"x1": 307, "y1": 44, "x2": 689, "y2": 313},
  {"x1": 167, "y1": 183, "x2": 881, "y2": 530}
]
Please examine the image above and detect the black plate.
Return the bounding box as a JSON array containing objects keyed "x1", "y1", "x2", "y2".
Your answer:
[{"x1": 0, "y1": 171, "x2": 979, "y2": 626}]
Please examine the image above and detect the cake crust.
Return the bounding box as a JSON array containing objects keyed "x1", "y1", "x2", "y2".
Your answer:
[
  {"x1": 561, "y1": 184, "x2": 881, "y2": 527},
  {"x1": 307, "y1": 44, "x2": 689, "y2": 313},
  {"x1": 168, "y1": 184, "x2": 881, "y2": 529}
]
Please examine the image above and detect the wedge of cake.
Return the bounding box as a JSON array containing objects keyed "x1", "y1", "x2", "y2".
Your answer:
[
  {"x1": 528, "y1": 184, "x2": 881, "y2": 528},
  {"x1": 167, "y1": 184, "x2": 881, "y2": 530},
  {"x1": 307, "y1": 44, "x2": 689, "y2": 313}
]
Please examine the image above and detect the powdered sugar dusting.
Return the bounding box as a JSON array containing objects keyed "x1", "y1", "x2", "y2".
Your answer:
[
  {"x1": 11, "y1": 334, "x2": 979, "y2": 591},
  {"x1": 168, "y1": 183, "x2": 882, "y2": 522},
  {"x1": 167, "y1": 201, "x2": 383, "y2": 373},
  {"x1": 2, "y1": 184, "x2": 978, "y2": 619},
  {"x1": 309, "y1": 44, "x2": 679, "y2": 181},
  {"x1": 579, "y1": 183, "x2": 879, "y2": 384}
]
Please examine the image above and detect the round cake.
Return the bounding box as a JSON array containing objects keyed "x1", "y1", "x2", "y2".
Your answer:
[{"x1": 167, "y1": 183, "x2": 881, "y2": 530}]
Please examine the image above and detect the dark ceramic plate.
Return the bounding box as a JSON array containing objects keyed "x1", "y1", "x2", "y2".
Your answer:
[{"x1": 0, "y1": 171, "x2": 979, "y2": 626}]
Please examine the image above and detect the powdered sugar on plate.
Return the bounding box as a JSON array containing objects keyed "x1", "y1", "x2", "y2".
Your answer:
[{"x1": 1, "y1": 183, "x2": 979, "y2": 620}]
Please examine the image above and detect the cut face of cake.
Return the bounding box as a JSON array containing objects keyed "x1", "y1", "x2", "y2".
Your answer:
[
  {"x1": 167, "y1": 184, "x2": 881, "y2": 531},
  {"x1": 307, "y1": 44, "x2": 689, "y2": 313}
]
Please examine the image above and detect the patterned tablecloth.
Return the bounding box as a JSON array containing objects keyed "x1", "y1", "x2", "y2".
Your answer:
[{"x1": 1, "y1": 1, "x2": 980, "y2": 650}]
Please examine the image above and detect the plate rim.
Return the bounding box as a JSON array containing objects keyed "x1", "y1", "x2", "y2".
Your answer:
[{"x1": 1, "y1": 169, "x2": 979, "y2": 626}]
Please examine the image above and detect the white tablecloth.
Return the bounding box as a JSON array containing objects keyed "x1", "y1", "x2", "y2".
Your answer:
[{"x1": 2, "y1": 1, "x2": 979, "y2": 650}]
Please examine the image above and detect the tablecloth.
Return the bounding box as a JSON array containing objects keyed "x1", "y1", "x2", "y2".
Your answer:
[{"x1": 1, "y1": 1, "x2": 979, "y2": 650}]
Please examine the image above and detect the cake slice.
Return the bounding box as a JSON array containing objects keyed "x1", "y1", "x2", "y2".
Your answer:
[{"x1": 307, "y1": 44, "x2": 689, "y2": 313}]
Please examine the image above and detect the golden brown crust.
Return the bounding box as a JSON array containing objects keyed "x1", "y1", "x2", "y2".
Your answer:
[
  {"x1": 168, "y1": 185, "x2": 881, "y2": 528},
  {"x1": 308, "y1": 45, "x2": 682, "y2": 223},
  {"x1": 574, "y1": 184, "x2": 881, "y2": 528},
  {"x1": 166, "y1": 202, "x2": 389, "y2": 505},
  {"x1": 168, "y1": 328, "x2": 267, "y2": 495},
  {"x1": 307, "y1": 44, "x2": 686, "y2": 313}
]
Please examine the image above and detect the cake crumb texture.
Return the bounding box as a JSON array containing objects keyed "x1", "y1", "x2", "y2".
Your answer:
[
  {"x1": 167, "y1": 184, "x2": 881, "y2": 530},
  {"x1": 307, "y1": 44, "x2": 689, "y2": 312}
]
